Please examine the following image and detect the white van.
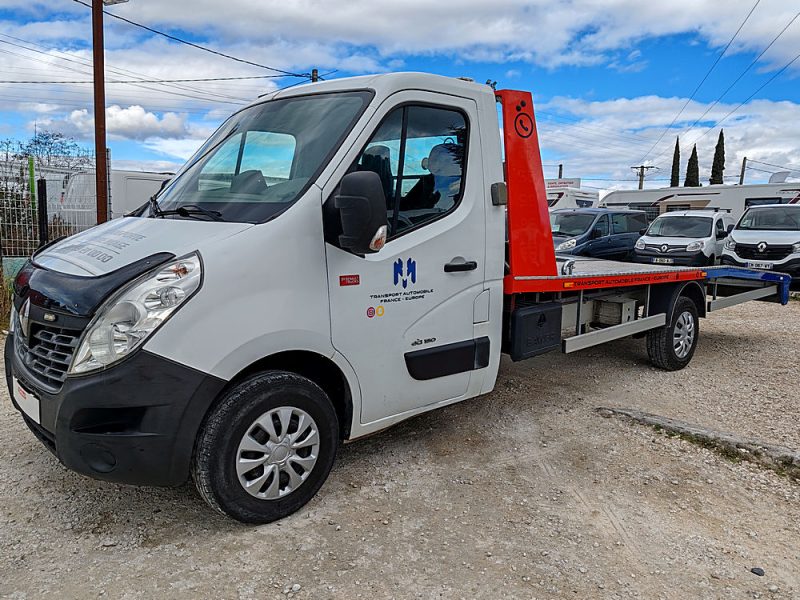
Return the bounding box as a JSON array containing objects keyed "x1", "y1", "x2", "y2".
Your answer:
[
  {"x1": 722, "y1": 204, "x2": 800, "y2": 278},
  {"x1": 634, "y1": 209, "x2": 736, "y2": 266}
]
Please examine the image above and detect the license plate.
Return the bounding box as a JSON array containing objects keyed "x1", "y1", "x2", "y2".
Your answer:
[
  {"x1": 12, "y1": 377, "x2": 40, "y2": 424},
  {"x1": 653, "y1": 257, "x2": 674, "y2": 264},
  {"x1": 746, "y1": 261, "x2": 773, "y2": 270}
]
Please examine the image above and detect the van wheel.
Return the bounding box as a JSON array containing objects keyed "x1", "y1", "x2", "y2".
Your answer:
[
  {"x1": 192, "y1": 371, "x2": 338, "y2": 524},
  {"x1": 646, "y1": 296, "x2": 699, "y2": 371},
  {"x1": 707, "y1": 254, "x2": 716, "y2": 266}
]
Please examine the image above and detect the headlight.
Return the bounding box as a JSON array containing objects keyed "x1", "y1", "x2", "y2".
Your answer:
[
  {"x1": 8, "y1": 303, "x2": 16, "y2": 334},
  {"x1": 556, "y1": 239, "x2": 577, "y2": 251},
  {"x1": 724, "y1": 238, "x2": 736, "y2": 251},
  {"x1": 686, "y1": 240, "x2": 705, "y2": 252},
  {"x1": 793, "y1": 242, "x2": 800, "y2": 254},
  {"x1": 635, "y1": 239, "x2": 646, "y2": 250},
  {"x1": 70, "y1": 253, "x2": 202, "y2": 374}
]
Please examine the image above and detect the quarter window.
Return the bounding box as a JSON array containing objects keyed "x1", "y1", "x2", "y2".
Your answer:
[{"x1": 354, "y1": 105, "x2": 468, "y2": 236}]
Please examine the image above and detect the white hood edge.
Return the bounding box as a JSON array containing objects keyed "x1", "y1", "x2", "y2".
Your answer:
[{"x1": 34, "y1": 217, "x2": 252, "y2": 277}]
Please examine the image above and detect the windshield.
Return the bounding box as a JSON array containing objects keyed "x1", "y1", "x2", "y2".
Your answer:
[
  {"x1": 550, "y1": 212, "x2": 596, "y2": 237},
  {"x1": 737, "y1": 206, "x2": 800, "y2": 231},
  {"x1": 647, "y1": 216, "x2": 712, "y2": 238},
  {"x1": 154, "y1": 91, "x2": 372, "y2": 223}
]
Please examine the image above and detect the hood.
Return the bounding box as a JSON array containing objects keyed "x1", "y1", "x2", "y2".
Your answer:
[
  {"x1": 34, "y1": 217, "x2": 252, "y2": 277},
  {"x1": 730, "y1": 230, "x2": 800, "y2": 245},
  {"x1": 640, "y1": 235, "x2": 699, "y2": 247}
]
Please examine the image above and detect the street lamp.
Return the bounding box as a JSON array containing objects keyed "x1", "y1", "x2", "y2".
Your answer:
[{"x1": 93, "y1": 0, "x2": 129, "y2": 224}]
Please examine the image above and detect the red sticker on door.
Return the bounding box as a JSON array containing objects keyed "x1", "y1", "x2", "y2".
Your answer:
[{"x1": 339, "y1": 275, "x2": 360, "y2": 287}]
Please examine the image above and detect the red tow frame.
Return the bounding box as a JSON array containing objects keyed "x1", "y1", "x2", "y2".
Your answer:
[{"x1": 496, "y1": 89, "x2": 707, "y2": 294}]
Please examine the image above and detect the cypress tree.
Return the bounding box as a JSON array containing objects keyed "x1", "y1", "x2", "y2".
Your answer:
[
  {"x1": 670, "y1": 137, "x2": 680, "y2": 187},
  {"x1": 684, "y1": 145, "x2": 700, "y2": 187},
  {"x1": 710, "y1": 129, "x2": 725, "y2": 185}
]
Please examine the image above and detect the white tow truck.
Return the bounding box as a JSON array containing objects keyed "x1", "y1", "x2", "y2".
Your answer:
[{"x1": 6, "y1": 73, "x2": 791, "y2": 523}]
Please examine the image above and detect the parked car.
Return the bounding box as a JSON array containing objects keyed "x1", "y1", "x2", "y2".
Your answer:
[
  {"x1": 721, "y1": 204, "x2": 800, "y2": 278},
  {"x1": 634, "y1": 210, "x2": 735, "y2": 266},
  {"x1": 551, "y1": 208, "x2": 648, "y2": 260}
]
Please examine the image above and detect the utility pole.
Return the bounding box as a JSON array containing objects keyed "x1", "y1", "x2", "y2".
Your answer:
[
  {"x1": 739, "y1": 156, "x2": 747, "y2": 185},
  {"x1": 93, "y1": 0, "x2": 129, "y2": 225},
  {"x1": 558, "y1": 163, "x2": 563, "y2": 179},
  {"x1": 630, "y1": 165, "x2": 658, "y2": 190}
]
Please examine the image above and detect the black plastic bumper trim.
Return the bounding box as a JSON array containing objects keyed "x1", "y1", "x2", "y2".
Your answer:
[
  {"x1": 6, "y1": 334, "x2": 227, "y2": 487},
  {"x1": 404, "y1": 337, "x2": 490, "y2": 381}
]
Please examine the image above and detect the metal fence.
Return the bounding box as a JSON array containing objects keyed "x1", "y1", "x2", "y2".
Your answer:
[{"x1": 0, "y1": 159, "x2": 98, "y2": 279}]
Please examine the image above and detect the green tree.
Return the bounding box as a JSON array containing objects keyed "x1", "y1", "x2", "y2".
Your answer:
[
  {"x1": 710, "y1": 129, "x2": 725, "y2": 185},
  {"x1": 670, "y1": 136, "x2": 680, "y2": 187},
  {"x1": 684, "y1": 145, "x2": 700, "y2": 187}
]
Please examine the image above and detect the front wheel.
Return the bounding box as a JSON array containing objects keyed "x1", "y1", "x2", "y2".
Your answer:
[
  {"x1": 646, "y1": 296, "x2": 699, "y2": 371},
  {"x1": 192, "y1": 371, "x2": 339, "y2": 524}
]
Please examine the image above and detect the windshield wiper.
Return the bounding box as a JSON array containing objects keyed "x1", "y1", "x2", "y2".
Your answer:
[{"x1": 155, "y1": 204, "x2": 225, "y2": 222}]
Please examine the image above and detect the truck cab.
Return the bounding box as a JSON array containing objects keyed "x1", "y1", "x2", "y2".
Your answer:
[{"x1": 7, "y1": 73, "x2": 790, "y2": 524}]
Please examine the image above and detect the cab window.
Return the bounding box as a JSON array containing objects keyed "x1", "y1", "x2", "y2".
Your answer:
[
  {"x1": 595, "y1": 215, "x2": 610, "y2": 236},
  {"x1": 354, "y1": 105, "x2": 468, "y2": 236}
]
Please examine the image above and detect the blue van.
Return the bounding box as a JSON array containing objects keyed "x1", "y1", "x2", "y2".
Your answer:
[{"x1": 551, "y1": 208, "x2": 649, "y2": 261}]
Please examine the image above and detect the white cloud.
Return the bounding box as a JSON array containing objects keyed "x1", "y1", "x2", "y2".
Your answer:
[
  {"x1": 537, "y1": 95, "x2": 800, "y2": 190},
  {"x1": 35, "y1": 105, "x2": 193, "y2": 141}
]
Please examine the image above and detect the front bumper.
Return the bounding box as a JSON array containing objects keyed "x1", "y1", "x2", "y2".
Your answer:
[
  {"x1": 5, "y1": 335, "x2": 226, "y2": 487},
  {"x1": 720, "y1": 253, "x2": 800, "y2": 277},
  {"x1": 634, "y1": 249, "x2": 709, "y2": 266}
]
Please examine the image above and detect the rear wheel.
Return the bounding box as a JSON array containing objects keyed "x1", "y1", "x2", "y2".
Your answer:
[
  {"x1": 193, "y1": 371, "x2": 339, "y2": 524},
  {"x1": 646, "y1": 296, "x2": 699, "y2": 371}
]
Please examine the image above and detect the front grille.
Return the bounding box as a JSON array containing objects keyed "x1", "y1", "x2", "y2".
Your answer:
[
  {"x1": 644, "y1": 243, "x2": 688, "y2": 253},
  {"x1": 735, "y1": 244, "x2": 792, "y2": 261},
  {"x1": 16, "y1": 323, "x2": 81, "y2": 390}
]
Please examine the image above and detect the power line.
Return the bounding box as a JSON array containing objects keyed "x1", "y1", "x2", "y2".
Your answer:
[
  {"x1": 649, "y1": 11, "x2": 800, "y2": 167},
  {"x1": 670, "y1": 49, "x2": 800, "y2": 152},
  {"x1": 638, "y1": 0, "x2": 762, "y2": 162},
  {"x1": 0, "y1": 75, "x2": 285, "y2": 84},
  {"x1": 0, "y1": 37, "x2": 253, "y2": 105},
  {"x1": 71, "y1": 0, "x2": 307, "y2": 78},
  {"x1": 747, "y1": 159, "x2": 800, "y2": 172}
]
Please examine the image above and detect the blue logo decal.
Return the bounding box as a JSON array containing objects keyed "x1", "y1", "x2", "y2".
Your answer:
[{"x1": 393, "y1": 257, "x2": 417, "y2": 289}]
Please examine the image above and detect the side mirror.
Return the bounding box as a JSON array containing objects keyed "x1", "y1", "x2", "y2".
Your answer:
[
  {"x1": 716, "y1": 231, "x2": 726, "y2": 240},
  {"x1": 334, "y1": 171, "x2": 389, "y2": 255},
  {"x1": 590, "y1": 227, "x2": 603, "y2": 240},
  {"x1": 639, "y1": 228, "x2": 647, "y2": 236},
  {"x1": 727, "y1": 224, "x2": 735, "y2": 234}
]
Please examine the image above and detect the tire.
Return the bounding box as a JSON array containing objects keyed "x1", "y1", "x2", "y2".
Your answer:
[
  {"x1": 646, "y1": 296, "x2": 699, "y2": 371},
  {"x1": 192, "y1": 371, "x2": 339, "y2": 524},
  {"x1": 707, "y1": 254, "x2": 716, "y2": 266}
]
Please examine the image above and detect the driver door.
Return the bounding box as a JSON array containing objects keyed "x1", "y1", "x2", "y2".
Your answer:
[{"x1": 324, "y1": 93, "x2": 487, "y2": 425}]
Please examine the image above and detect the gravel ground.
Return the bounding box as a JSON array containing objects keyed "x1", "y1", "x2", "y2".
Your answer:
[{"x1": 1, "y1": 300, "x2": 798, "y2": 599}]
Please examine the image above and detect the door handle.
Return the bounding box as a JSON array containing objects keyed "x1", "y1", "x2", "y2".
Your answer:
[{"x1": 444, "y1": 260, "x2": 478, "y2": 273}]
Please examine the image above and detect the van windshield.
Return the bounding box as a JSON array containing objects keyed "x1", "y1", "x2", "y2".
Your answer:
[
  {"x1": 647, "y1": 216, "x2": 712, "y2": 237},
  {"x1": 550, "y1": 212, "x2": 596, "y2": 237},
  {"x1": 154, "y1": 91, "x2": 372, "y2": 223},
  {"x1": 737, "y1": 206, "x2": 800, "y2": 231}
]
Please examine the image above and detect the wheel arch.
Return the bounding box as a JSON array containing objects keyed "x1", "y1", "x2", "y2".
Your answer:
[
  {"x1": 222, "y1": 351, "x2": 354, "y2": 440},
  {"x1": 648, "y1": 280, "x2": 706, "y2": 321}
]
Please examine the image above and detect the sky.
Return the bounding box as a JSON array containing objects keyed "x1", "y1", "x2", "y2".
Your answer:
[{"x1": 0, "y1": 0, "x2": 799, "y2": 192}]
